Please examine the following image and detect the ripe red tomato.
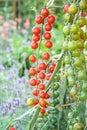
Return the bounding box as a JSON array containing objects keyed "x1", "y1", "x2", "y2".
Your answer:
[
  {"x1": 45, "y1": 40, "x2": 53, "y2": 48},
  {"x1": 35, "y1": 15, "x2": 43, "y2": 24},
  {"x1": 32, "y1": 26, "x2": 41, "y2": 35},
  {"x1": 52, "y1": 60, "x2": 56, "y2": 67},
  {"x1": 42, "y1": 52, "x2": 50, "y2": 60},
  {"x1": 32, "y1": 35, "x2": 40, "y2": 41},
  {"x1": 38, "y1": 62, "x2": 47, "y2": 70},
  {"x1": 79, "y1": 12, "x2": 86, "y2": 17},
  {"x1": 38, "y1": 71, "x2": 46, "y2": 79},
  {"x1": 29, "y1": 55, "x2": 36, "y2": 63},
  {"x1": 38, "y1": 83, "x2": 45, "y2": 90},
  {"x1": 40, "y1": 108, "x2": 46, "y2": 114},
  {"x1": 37, "y1": 79, "x2": 41, "y2": 85},
  {"x1": 9, "y1": 127, "x2": 16, "y2": 130},
  {"x1": 39, "y1": 91, "x2": 46, "y2": 98},
  {"x1": 45, "y1": 93, "x2": 50, "y2": 99},
  {"x1": 47, "y1": 15, "x2": 55, "y2": 24},
  {"x1": 46, "y1": 73, "x2": 51, "y2": 80},
  {"x1": 31, "y1": 41, "x2": 38, "y2": 49},
  {"x1": 39, "y1": 98, "x2": 47, "y2": 107},
  {"x1": 44, "y1": 31, "x2": 51, "y2": 40},
  {"x1": 64, "y1": 4, "x2": 70, "y2": 13},
  {"x1": 32, "y1": 99, "x2": 39, "y2": 107},
  {"x1": 41, "y1": 8, "x2": 49, "y2": 17},
  {"x1": 29, "y1": 68, "x2": 37, "y2": 76},
  {"x1": 49, "y1": 65, "x2": 55, "y2": 73},
  {"x1": 29, "y1": 78, "x2": 37, "y2": 86},
  {"x1": 45, "y1": 23, "x2": 52, "y2": 31},
  {"x1": 32, "y1": 89, "x2": 39, "y2": 96}
]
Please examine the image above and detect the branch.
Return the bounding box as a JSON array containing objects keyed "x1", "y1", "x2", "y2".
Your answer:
[
  {"x1": 28, "y1": 106, "x2": 40, "y2": 130},
  {"x1": 46, "y1": 51, "x2": 65, "y2": 92}
]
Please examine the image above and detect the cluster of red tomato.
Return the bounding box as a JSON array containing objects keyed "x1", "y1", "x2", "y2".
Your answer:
[{"x1": 27, "y1": 8, "x2": 55, "y2": 114}]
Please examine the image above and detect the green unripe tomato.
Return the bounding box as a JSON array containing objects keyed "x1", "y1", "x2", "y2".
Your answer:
[
  {"x1": 72, "y1": 49, "x2": 81, "y2": 57},
  {"x1": 66, "y1": 67, "x2": 74, "y2": 76},
  {"x1": 77, "y1": 39, "x2": 84, "y2": 48},
  {"x1": 70, "y1": 86, "x2": 77, "y2": 96},
  {"x1": 64, "y1": 56, "x2": 71, "y2": 64},
  {"x1": 79, "y1": 54, "x2": 85, "y2": 62},
  {"x1": 62, "y1": 41, "x2": 68, "y2": 50},
  {"x1": 72, "y1": 33, "x2": 80, "y2": 40},
  {"x1": 79, "y1": 91, "x2": 87, "y2": 101},
  {"x1": 73, "y1": 122, "x2": 84, "y2": 130},
  {"x1": 64, "y1": 13, "x2": 74, "y2": 22},
  {"x1": 53, "y1": 83, "x2": 59, "y2": 90},
  {"x1": 68, "y1": 76, "x2": 75, "y2": 86},
  {"x1": 78, "y1": 70, "x2": 86, "y2": 80},
  {"x1": 68, "y1": 41, "x2": 77, "y2": 51},
  {"x1": 70, "y1": 24, "x2": 79, "y2": 34},
  {"x1": 78, "y1": 29, "x2": 84, "y2": 37},
  {"x1": 79, "y1": 0, "x2": 87, "y2": 10},
  {"x1": 82, "y1": 81, "x2": 87, "y2": 92},
  {"x1": 63, "y1": 25, "x2": 70, "y2": 35},
  {"x1": 68, "y1": 4, "x2": 78, "y2": 15},
  {"x1": 84, "y1": 40, "x2": 87, "y2": 49},
  {"x1": 54, "y1": 91, "x2": 59, "y2": 98},
  {"x1": 68, "y1": 112, "x2": 73, "y2": 119},
  {"x1": 76, "y1": 17, "x2": 86, "y2": 27},
  {"x1": 74, "y1": 58, "x2": 82, "y2": 67}
]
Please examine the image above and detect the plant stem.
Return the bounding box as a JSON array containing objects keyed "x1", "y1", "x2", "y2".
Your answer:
[
  {"x1": 28, "y1": 106, "x2": 40, "y2": 130},
  {"x1": 46, "y1": 51, "x2": 64, "y2": 92},
  {"x1": 4, "y1": 107, "x2": 35, "y2": 130}
]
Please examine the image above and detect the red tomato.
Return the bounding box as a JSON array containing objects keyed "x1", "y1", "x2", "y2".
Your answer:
[
  {"x1": 38, "y1": 62, "x2": 47, "y2": 70},
  {"x1": 40, "y1": 108, "x2": 46, "y2": 114},
  {"x1": 52, "y1": 60, "x2": 56, "y2": 67},
  {"x1": 29, "y1": 68, "x2": 37, "y2": 76},
  {"x1": 29, "y1": 78, "x2": 37, "y2": 86},
  {"x1": 35, "y1": 15, "x2": 43, "y2": 24},
  {"x1": 46, "y1": 73, "x2": 51, "y2": 80},
  {"x1": 32, "y1": 26, "x2": 41, "y2": 35},
  {"x1": 39, "y1": 91, "x2": 46, "y2": 98},
  {"x1": 41, "y1": 8, "x2": 49, "y2": 17},
  {"x1": 32, "y1": 99, "x2": 39, "y2": 107},
  {"x1": 64, "y1": 4, "x2": 70, "y2": 13},
  {"x1": 32, "y1": 89, "x2": 39, "y2": 96},
  {"x1": 29, "y1": 55, "x2": 36, "y2": 63},
  {"x1": 45, "y1": 93, "x2": 50, "y2": 99},
  {"x1": 45, "y1": 23, "x2": 52, "y2": 31},
  {"x1": 31, "y1": 41, "x2": 38, "y2": 49},
  {"x1": 32, "y1": 35, "x2": 40, "y2": 41},
  {"x1": 45, "y1": 40, "x2": 53, "y2": 48},
  {"x1": 49, "y1": 65, "x2": 55, "y2": 73},
  {"x1": 38, "y1": 71, "x2": 46, "y2": 79},
  {"x1": 44, "y1": 31, "x2": 51, "y2": 40},
  {"x1": 37, "y1": 79, "x2": 41, "y2": 85},
  {"x1": 47, "y1": 15, "x2": 55, "y2": 24},
  {"x1": 9, "y1": 127, "x2": 16, "y2": 130},
  {"x1": 42, "y1": 52, "x2": 50, "y2": 60},
  {"x1": 39, "y1": 98, "x2": 47, "y2": 107},
  {"x1": 38, "y1": 83, "x2": 45, "y2": 90}
]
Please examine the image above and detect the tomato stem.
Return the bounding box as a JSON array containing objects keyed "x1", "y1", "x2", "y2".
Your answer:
[{"x1": 28, "y1": 106, "x2": 40, "y2": 130}]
